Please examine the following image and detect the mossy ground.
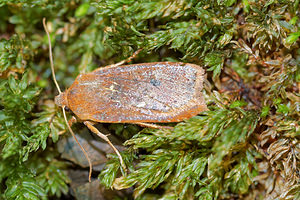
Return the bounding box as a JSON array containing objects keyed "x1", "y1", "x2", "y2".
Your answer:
[{"x1": 0, "y1": 1, "x2": 299, "y2": 199}]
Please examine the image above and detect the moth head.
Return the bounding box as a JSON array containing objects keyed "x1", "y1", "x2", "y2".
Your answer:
[{"x1": 54, "y1": 92, "x2": 69, "y2": 108}]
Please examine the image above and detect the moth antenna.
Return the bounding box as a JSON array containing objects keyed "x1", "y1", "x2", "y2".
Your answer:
[
  {"x1": 42, "y1": 18, "x2": 62, "y2": 94},
  {"x1": 62, "y1": 106, "x2": 93, "y2": 182},
  {"x1": 43, "y1": 18, "x2": 92, "y2": 182}
]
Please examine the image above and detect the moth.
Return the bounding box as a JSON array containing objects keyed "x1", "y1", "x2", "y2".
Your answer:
[{"x1": 43, "y1": 18, "x2": 207, "y2": 182}]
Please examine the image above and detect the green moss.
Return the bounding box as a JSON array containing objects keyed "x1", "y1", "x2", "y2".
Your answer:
[{"x1": 0, "y1": 0, "x2": 299, "y2": 199}]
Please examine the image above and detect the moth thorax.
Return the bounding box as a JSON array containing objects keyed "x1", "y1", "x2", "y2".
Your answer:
[{"x1": 54, "y1": 92, "x2": 69, "y2": 108}]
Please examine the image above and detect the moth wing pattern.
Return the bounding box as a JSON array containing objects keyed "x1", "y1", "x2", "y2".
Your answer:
[{"x1": 66, "y1": 62, "x2": 207, "y2": 123}]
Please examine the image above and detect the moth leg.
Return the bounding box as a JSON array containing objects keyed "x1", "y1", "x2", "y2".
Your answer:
[
  {"x1": 107, "y1": 49, "x2": 142, "y2": 68},
  {"x1": 83, "y1": 121, "x2": 127, "y2": 172},
  {"x1": 135, "y1": 122, "x2": 174, "y2": 130},
  {"x1": 68, "y1": 116, "x2": 77, "y2": 127}
]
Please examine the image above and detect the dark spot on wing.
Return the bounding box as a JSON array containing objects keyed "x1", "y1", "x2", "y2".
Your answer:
[
  {"x1": 110, "y1": 95, "x2": 118, "y2": 100},
  {"x1": 70, "y1": 89, "x2": 76, "y2": 95},
  {"x1": 150, "y1": 79, "x2": 161, "y2": 87}
]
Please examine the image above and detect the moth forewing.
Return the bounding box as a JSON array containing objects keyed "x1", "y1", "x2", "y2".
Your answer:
[{"x1": 63, "y1": 62, "x2": 207, "y2": 123}]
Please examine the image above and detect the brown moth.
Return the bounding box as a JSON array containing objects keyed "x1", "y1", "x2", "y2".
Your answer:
[{"x1": 43, "y1": 18, "x2": 207, "y2": 182}]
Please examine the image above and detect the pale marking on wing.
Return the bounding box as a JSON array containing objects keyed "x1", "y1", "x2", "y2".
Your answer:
[
  {"x1": 136, "y1": 102, "x2": 146, "y2": 108},
  {"x1": 130, "y1": 95, "x2": 172, "y2": 111}
]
